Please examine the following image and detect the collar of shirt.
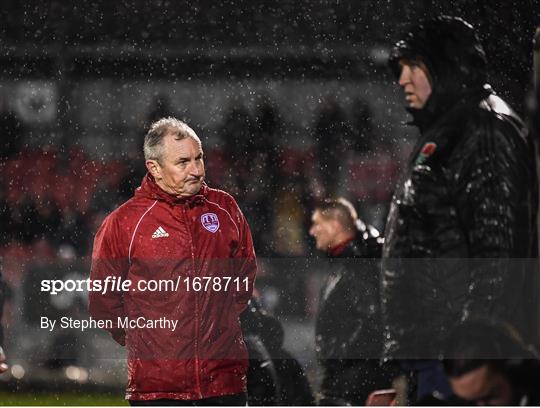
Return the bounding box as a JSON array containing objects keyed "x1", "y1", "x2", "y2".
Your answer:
[{"x1": 328, "y1": 237, "x2": 354, "y2": 257}]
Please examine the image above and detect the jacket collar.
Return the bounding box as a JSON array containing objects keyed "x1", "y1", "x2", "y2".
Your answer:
[
  {"x1": 328, "y1": 236, "x2": 355, "y2": 257},
  {"x1": 135, "y1": 173, "x2": 208, "y2": 205},
  {"x1": 407, "y1": 84, "x2": 493, "y2": 133}
]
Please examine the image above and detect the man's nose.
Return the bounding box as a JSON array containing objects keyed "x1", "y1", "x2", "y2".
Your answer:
[
  {"x1": 189, "y1": 161, "x2": 203, "y2": 176},
  {"x1": 398, "y1": 65, "x2": 411, "y2": 87}
]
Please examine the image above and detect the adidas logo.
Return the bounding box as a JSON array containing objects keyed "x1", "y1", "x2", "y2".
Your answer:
[{"x1": 152, "y1": 226, "x2": 169, "y2": 239}]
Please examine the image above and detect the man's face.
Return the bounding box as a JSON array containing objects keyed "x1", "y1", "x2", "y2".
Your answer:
[
  {"x1": 449, "y1": 365, "x2": 514, "y2": 406},
  {"x1": 398, "y1": 60, "x2": 432, "y2": 109},
  {"x1": 309, "y1": 210, "x2": 338, "y2": 251},
  {"x1": 148, "y1": 134, "x2": 205, "y2": 197}
]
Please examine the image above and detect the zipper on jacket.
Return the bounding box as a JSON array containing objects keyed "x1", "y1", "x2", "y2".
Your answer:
[{"x1": 182, "y1": 203, "x2": 203, "y2": 399}]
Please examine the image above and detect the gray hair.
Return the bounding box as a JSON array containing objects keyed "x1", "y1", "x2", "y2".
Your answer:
[{"x1": 143, "y1": 117, "x2": 202, "y2": 163}]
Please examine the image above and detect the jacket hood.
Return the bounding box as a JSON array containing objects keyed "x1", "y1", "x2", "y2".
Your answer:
[
  {"x1": 389, "y1": 16, "x2": 488, "y2": 124},
  {"x1": 135, "y1": 173, "x2": 208, "y2": 205}
]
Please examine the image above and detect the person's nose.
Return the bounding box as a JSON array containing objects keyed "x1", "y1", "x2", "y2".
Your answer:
[
  {"x1": 309, "y1": 226, "x2": 315, "y2": 237},
  {"x1": 189, "y1": 161, "x2": 203, "y2": 176},
  {"x1": 398, "y1": 65, "x2": 411, "y2": 87}
]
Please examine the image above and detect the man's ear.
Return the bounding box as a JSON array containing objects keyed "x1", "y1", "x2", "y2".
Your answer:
[{"x1": 145, "y1": 160, "x2": 161, "y2": 179}]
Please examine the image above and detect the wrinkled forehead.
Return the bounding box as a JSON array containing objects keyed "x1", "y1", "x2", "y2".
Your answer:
[{"x1": 162, "y1": 133, "x2": 203, "y2": 156}]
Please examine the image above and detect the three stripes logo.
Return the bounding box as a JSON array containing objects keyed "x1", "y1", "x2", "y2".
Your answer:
[{"x1": 152, "y1": 226, "x2": 169, "y2": 239}]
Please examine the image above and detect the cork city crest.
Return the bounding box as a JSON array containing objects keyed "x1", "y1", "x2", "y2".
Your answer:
[
  {"x1": 201, "y1": 213, "x2": 220, "y2": 233},
  {"x1": 415, "y1": 142, "x2": 437, "y2": 165}
]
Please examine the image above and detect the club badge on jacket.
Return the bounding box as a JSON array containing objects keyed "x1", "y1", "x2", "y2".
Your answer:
[{"x1": 201, "y1": 213, "x2": 220, "y2": 233}]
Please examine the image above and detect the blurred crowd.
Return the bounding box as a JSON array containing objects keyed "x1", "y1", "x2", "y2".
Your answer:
[{"x1": 0, "y1": 94, "x2": 400, "y2": 285}]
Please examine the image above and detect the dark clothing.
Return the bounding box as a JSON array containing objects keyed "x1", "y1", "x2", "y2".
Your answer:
[
  {"x1": 129, "y1": 393, "x2": 247, "y2": 406},
  {"x1": 241, "y1": 299, "x2": 315, "y2": 406},
  {"x1": 383, "y1": 16, "x2": 539, "y2": 361},
  {"x1": 0, "y1": 268, "x2": 4, "y2": 346},
  {"x1": 513, "y1": 359, "x2": 540, "y2": 406},
  {"x1": 402, "y1": 360, "x2": 452, "y2": 401},
  {"x1": 244, "y1": 334, "x2": 279, "y2": 406},
  {"x1": 316, "y1": 226, "x2": 392, "y2": 405},
  {"x1": 272, "y1": 351, "x2": 315, "y2": 406},
  {"x1": 0, "y1": 110, "x2": 23, "y2": 159}
]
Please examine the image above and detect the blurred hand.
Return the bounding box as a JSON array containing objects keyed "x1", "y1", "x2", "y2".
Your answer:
[
  {"x1": 366, "y1": 389, "x2": 397, "y2": 406},
  {"x1": 0, "y1": 346, "x2": 8, "y2": 373}
]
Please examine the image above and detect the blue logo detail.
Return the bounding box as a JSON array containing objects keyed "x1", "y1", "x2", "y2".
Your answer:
[{"x1": 201, "y1": 213, "x2": 220, "y2": 233}]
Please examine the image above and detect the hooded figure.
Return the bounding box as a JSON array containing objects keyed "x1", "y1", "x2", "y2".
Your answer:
[
  {"x1": 388, "y1": 16, "x2": 488, "y2": 129},
  {"x1": 382, "y1": 16, "x2": 539, "y2": 400}
]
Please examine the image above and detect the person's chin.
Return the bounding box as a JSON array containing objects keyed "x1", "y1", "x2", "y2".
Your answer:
[
  {"x1": 189, "y1": 182, "x2": 202, "y2": 193},
  {"x1": 406, "y1": 97, "x2": 419, "y2": 108}
]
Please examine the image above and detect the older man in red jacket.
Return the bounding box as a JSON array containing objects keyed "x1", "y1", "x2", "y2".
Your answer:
[{"x1": 89, "y1": 117, "x2": 257, "y2": 406}]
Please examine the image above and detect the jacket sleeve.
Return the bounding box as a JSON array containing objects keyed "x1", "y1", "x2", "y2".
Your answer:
[
  {"x1": 457, "y1": 117, "x2": 532, "y2": 320},
  {"x1": 328, "y1": 265, "x2": 382, "y2": 361},
  {"x1": 228, "y1": 196, "x2": 257, "y2": 314},
  {"x1": 89, "y1": 213, "x2": 129, "y2": 345}
]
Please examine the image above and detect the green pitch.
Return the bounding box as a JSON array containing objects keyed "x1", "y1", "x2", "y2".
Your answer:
[{"x1": 0, "y1": 391, "x2": 128, "y2": 406}]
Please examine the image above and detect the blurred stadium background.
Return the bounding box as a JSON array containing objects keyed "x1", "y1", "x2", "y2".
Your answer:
[{"x1": 0, "y1": 0, "x2": 538, "y2": 404}]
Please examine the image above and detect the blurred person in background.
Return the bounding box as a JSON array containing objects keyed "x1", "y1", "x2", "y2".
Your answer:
[
  {"x1": 146, "y1": 94, "x2": 172, "y2": 127},
  {"x1": 221, "y1": 104, "x2": 256, "y2": 169},
  {"x1": 309, "y1": 198, "x2": 393, "y2": 405},
  {"x1": 314, "y1": 99, "x2": 353, "y2": 196},
  {"x1": 120, "y1": 94, "x2": 173, "y2": 202},
  {"x1": 351, "y1": 98, "x2": 375, "y2": 154},
  {"x1": 0, "y1": 259, "x2": 7, "y2": 374},
  {"x1": 382, "y1": 16, "x2": 539, "y2": 401},
  {"x1": 89, "y1": 117, "x2": 257, "y2": 405},
  {"x1": 0, "y1": 94, "x2": 23, "y2": 160},
  {"x1": 443, "y1": 320, "x2": 540, "y2": 406}
]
